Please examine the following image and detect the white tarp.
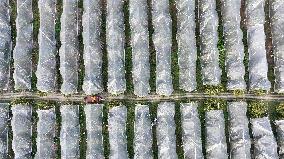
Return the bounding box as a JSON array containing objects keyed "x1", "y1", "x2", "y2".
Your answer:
[
  {"x1": 271, "y1": 0, "x2": 284, "y2": 93},
  {"x1": 82, "y1": 0, "x2": 103, "y2": 95},
  {"x1": 106, "y1": 0, "x2": 126, "y2": 95},
  {"x1": 157, "y1": 102, "x2": 177, "y2": 159},
  {"x1": 108, "y1": 105, "x2": 128, "y2": 159},
  {"x1": 152, "y1": 0, "x2": 173, "y2": 96},
  {"x1": 134, "y1": 104, "x2": 153, "y2": 159},
  {"x1": 246, "y1": 0, "x2": 271, "y2": 91},
  {"x1": 11, "y1": 104, "x2": 32, "y2": 159},
  {"x1": 199, "y1": 0, "x2": 222, "y2": 86},
  {"x1": 129, "y1": 0, "x2": 150, "y2": 97},
  {"x1": 228, "y1": 102, "x2": 251, "y2": 159},
  {"x1": 0, "y1": 0, "x2": 11, "y2": 90},
  {"x1": 84, "y1": 104, "x2": 104, "y2": 159},
  {"x1": 36, "y1": 0, "x2": 57, "y2": 92},
  {"x1": 205, "y1": 110, "x2": 227, "y2": 159},
  {"x1": 181, "y1": 102, "x2": 203, "y2": 159},
  {"x1": 59, "y1": 0, "x2": 79, "y2": 94},
  {"x1": 176, "y1": 0, "x2": 197, "y2": 92},
  {"x1": 220, "y1": 0, "x2": 246, "y2": 90},
  {"x1": 60, "y1": 105, "x2": 80, "y2": 159},
  {"x1": 13, "y1": 0, "x2": 33, "y2": 90},
  {"x1": 35, "y1": 108, "x2": 56, "y2": 159}
]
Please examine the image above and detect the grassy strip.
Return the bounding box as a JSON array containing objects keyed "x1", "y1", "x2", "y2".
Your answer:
[
  {"x1": 275, "y1": 103, "x2": 284, "y2": 120},
  {"x1": 169, "y1": 0, "x2": 181, "y2": 94},
  {"x1": 264, "y1": 0, "x2": 275, "y2": 92},
  {"x1": 197, "y1": 101, "x2": 206, "y2": 158},
  {"x1": 240, "y1": 0, "x2": 249, "y2": 90},
  {"x1": 78, "y1": 0, "x2": 84, "y2": 92},
  {"x1": 147, "y1": 0, "x2": 156, "y2": 93},
  {"x1": 248, "y1": 101, "x2": 268, "y2": 119},
  {"x1": 175, "y1": 102, "x2": 184, "y2": 158},
  {"x1": 101, "y1": 0, "x2": 108, "y2": 92},
  {"x1": 9, "y1": 0, "x2": 17, "y2": 91},
  {"x1": 195, "y1": 0, "x2": 203, "y2": 91},
  {"x1": 31, "y1": 104, "x2": 37, "y2": 157},
  {"x1": 55, "y1": 0, "x2": 63, "y2": 91},
  {"x1": 149, "y1": 103, "x2": 158, "y2": 159},
  {"x1": 32, "y1": 0, "x2": 40, "y2": 91},
  {"x1": 126, "y1": 101, "x2": 135, "y2": 158},
  {"x1": 79, "y1": 105, "x2": 86, "y2": 159},
  {"x1": 216, "y1": 0, "x2": 227, "y2": 90},
  {"x1": 102, "y1": 102, "x2": 110, "y2": 158},
  {"x1": 124, "y1": 0, "x2": 134, "y2": 95},
  {"x1": 54, "y1": 103, "x2": 61, "y2": 158},
  {"x1": 7, "y1": 104, "x2": 14, "y2": 158}
]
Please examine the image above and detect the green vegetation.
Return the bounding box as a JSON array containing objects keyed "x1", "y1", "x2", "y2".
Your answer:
[
  {"x1": 275, "y1": 103, "x2": 284, "y2": 120},
  {"x1": 203, "y1": 85, "x2": 225, "y2": 95},
  {"x1": 175, "y1": 102, "x2": 184, "y2": 159},
  {"x1": 251, "y1": 89, "x2": 269, "y2": 96},
  {"x1": 248, "y1": 101, "x2": 268, "y2": 118},
  {"x1": 11, "y1": 98, "x2": 31, "y2": 105},
  {"x1": 126, "y1": 102, "x2": 135, "y2": 158},
  {"x1": 232, "y1": 89, "x2": 246, "y2": 96},
  {"x1": 124, "y1": 0, "x2": 134, "y2": 95},
  {"x1": 32, "y1": 0, "x2": 40, "y2": 91},
  {"x1": 36, "y1": 101, "x2": 56, "y2": 110}
]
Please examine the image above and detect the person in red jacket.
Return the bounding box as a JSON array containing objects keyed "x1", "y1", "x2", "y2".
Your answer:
[{"x1": 84, "y1": 95, "x2": 104, "y2": 104}]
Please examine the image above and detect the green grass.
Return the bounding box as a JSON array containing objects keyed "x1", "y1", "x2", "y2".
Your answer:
[
  {"x1": 175, "y1": 102, "x2": 184, "y2": 159},
  {"x1": 126, "y1": 101, "x2": 135, "y2": 158},
  {"x1": 32, "y1": 0, "x2": 40, "y2": 91},
  {"x1": 102, "y1": 103, "x2": 110, "y2": 158},
  {"x1": 55, "y1": 0, "x2": 63, "y2": 91},
  {"x1": 275, "y1": 102, "x2": 284, "y2": 120},
  {"x1": 149, "y1": 102, "x2": 158, "y2": 159},
  {"x1": 147, "y1": 0, "x2": 156, "y2": 92},
  {"x1": 169, "y1": 0, "x2": 181, "y2": 93},
  {"x1": 78, "y1": 0, "x2": 85, "y2": 92},
  {"x1": 248, "y1": 101, "x2": 268, "y2": 118},
  {"x1": 124, "y1": 0, "x2": 134, "y2": 95},
  {"x1": 79, "y1": 105, "x2": 86, "y2": 159}
]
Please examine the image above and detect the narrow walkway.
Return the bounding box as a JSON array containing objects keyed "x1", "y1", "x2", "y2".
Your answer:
[{"x1": 1, "y1": 92, "x2": 284, "y2": 102}]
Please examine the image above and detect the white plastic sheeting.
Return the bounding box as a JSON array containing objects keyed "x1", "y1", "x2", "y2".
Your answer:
[
  {"x1": 152, "y1": 0, "x2": 173, "y2": 96},
  {"x1": 246, "y1": 0, "x2": 271, "y2": 91},
  {"x1": 228, "y1": 102, "x2": 251, "y2": 159},
  {"x1": 13, "y1": 0, "x2": 33, "y2": 90},
  {"x1": 129, "y1": 0, "x2": 150, "y2": 97},
  {"x1": 176, "y1": 0, "x2": 197, "y2": 92},
  {"x1": 251, "y1": 117, "x2": 278, "y2": 159},
  {"x1": 84, "y1": 104, "x2": 104, "y2": 159},
  {"x1": 220, "y1": 0, "x2": 246, "y2": 90},
  {"x1": 275, "y1": 120, "x2": 284, "y2": 158},
  {"x1": 271, "y1": 0, "x2": 284, "y2": 93},
  {"x1": 36, "y1": 0, "x2": 57, "y2": 92},
  {"x1": 82, "y1": 0, "x2": 103, "y2": 95},
  {"x1": 106, "y1": 0, "x2": 126, "y2": 95},
  {"x1": 0, "y1": 103, "x2": 8, "y2": 158},
  {"x1": 60, "y1": 105, "x2": 80, "y2": 159},
  {"x1": 11, "y1": 104, "x2": 32, "y2": 159},
  {"x1": 199, "y1": 0, "x2": 221, "y2": 86},
  {"x1": 157, "y1": 102, "x2": 177, "y2": 159},
  {"x1": 0, "y1": 0, "x2": 11, "y2": 90},
  {"x1": 35, "y1": 108, "x2": 56, "y2": 159},
  {"x1": 134, "y1": 104, "x2": 153, "y2": 159},
  {"x1": 108, "y1": 105, "x2": 128, "y2": 159},
  {"x1": 59, "y1": 0, "x2": 79, "y2": 94},
  {"x1": 205, "y1": 110, "x2": 227, "y2": 159},
  {"x1": 180, "y1": 103, "x2": 203, "y2": 159}
]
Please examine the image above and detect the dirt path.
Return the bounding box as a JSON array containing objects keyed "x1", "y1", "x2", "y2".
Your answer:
[{"x1": 2, "y1": 92, "x2": 284, "y2": 102}]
